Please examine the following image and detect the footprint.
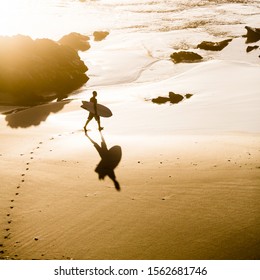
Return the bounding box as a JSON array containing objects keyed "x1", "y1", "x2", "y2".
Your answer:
[
  {"x1": 21, "y1": 174, "x2": 25, "y2": 176},
  {"x1": 10, "y1": 206, "x2": 14, "y2": 209},
  {"x1": 30, "y1": 157, "x2": 33, "y2": 160},
  {"x1": 11, "y1": 200, "x2": 14, "y2": 202},
  {"x1": 8, "y1": 220, "x2": 12, "y2": 224},
  {"x1": 17, "y1": 186, "x2": 20, "y2": 189},
  {"x1": 30, "y1": 152, "x2": 34, "y2": 154},
  {"x1": 15, "y1": 193, "x2": 19, "y2": 196},
  {"x1": 26, "y1": 163, "x2": 30, "y2": 165},
  {"x1": 26, "y1": 168, "x2": 29, "y2": 171},
  {"x1": 5, "y1": 229, "x2": 10, "y2": 231},
  {"x1": 21, "y1": 180, "x2": 25, "y2": 183},
  {"x1": 39, "y1": 142, "x2": 43, "y2": 144},
  {"x1": 6, "y1": 214, "x2": 10, "y2": 217}
]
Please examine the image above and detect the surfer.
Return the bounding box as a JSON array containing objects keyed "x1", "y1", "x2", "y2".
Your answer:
[
  {"x1": 86, "y1": 131, "x2": 121, "y2": 191},
  {"x1": 83, "y1": 91, "x2": 103, "y2": 133}
]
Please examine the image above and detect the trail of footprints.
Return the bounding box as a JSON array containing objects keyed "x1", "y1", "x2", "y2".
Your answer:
[{"x1": 0, "y1": 131, "x2": 78, "y2": 259}]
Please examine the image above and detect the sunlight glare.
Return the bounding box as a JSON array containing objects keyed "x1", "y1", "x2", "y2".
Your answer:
[
  {"x1": 0, "y1": 0, "x2": 54, "y2": 37},
  {"x1": 0, "y1": 0, "x2": 34, "y2": 36}
]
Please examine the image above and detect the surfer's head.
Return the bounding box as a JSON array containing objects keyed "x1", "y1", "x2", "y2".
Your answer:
[{"x1": 92, "y1": 91, "x2": 97, "y2": 97}]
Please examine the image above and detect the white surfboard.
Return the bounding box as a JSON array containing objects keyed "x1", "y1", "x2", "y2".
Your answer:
[{"x1": 81, "y1": 101, "x2": 112, "y2": 118}]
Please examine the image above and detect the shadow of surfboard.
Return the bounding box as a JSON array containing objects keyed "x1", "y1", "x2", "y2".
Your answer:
[{"x1": 86, "y1": 131, "x2": 122, "y2": 191}]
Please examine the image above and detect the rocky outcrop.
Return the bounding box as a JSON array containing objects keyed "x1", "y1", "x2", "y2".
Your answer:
[
  {"x1": 151, "y1": 92, "x2": 192, "y2": 105},
  {"x1": 58, "y1": 32, "x2": 90, "y2": 51},
  {"x1": 246, "y1": 45, "x2": 259, "y2": 53},
  {"x1": 185, "y1": 94, "x2": 193, "y2": 99},
  {"x1": 170, "y1": 51, "x2": 202, "y2": 63},
  {"x1": 93, "y1": 31, "x2": 109, "y2": 41},
  {"x1": 197, "y1": 39, "x2": 232, "y2": 51},
  {"x1": 169, "y1": 92, "x2": 184, "y2": 104},
  {"x1": 151, "y1": 96, "x2": 170, "y2": 104},
  {"x1": 244, "y1": 26, "x2": 260, "y2": 43},
  {"x1": 0, "y1": 35, "x2": 89, "y2": 106}
]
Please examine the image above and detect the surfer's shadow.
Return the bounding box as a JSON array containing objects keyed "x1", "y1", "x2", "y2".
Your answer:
[{"x1": 86, "y1": 131, "x2": 122, "y2": 191}]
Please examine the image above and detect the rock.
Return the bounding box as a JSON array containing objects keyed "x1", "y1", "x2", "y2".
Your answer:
[
  {"x1": 168, "y1": 92, "x2": 184, "y2": 104},
  {"x1": 0, "y1": 35, "x2": 89, "y2": 106},
  {"x1": 170, "y1": 51, "x2": 203, "y2": 63},
  {"x1": 185, "y1": 93, "x2": 193, "y2": 99},
  {"x1": 151, "y1": 92, "x2": 192, "y2": 105},
  {"x1": 58, "y1": 32, "x2": 90, "y2": 51},
  {"x1": 244, "y1": 26, "x2": 260, "y2": 43},
  {"x1": 93, "y1": 31, "x2": 109, "y2": 41},
  {"x1": 197, "y1": 39, "x2": 232, "y2": 51},
  {"x1": 151, "y1": 96, "x2": 170, "y2": 104},
  {"x1": 246, "y1": 45, "x2": 259, "y2": 53}
]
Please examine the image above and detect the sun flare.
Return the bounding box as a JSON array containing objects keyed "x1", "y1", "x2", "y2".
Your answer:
[{"x1": 0, "y1": 0, "x2": 40, "y2": 36}]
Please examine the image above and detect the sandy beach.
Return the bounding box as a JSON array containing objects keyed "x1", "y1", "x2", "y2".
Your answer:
[{"x1": 0, "y1": 0, "x2": 260, "y2": 260}]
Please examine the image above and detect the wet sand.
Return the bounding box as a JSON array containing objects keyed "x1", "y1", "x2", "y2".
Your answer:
[{"x1": 0, "y1": 131, "x2": 260, "y2": 259}]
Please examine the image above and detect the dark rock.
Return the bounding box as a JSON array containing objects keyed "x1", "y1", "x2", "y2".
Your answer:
[
  {"x1": 0, "y1": 35, "x2": 89, "y2": 106},
  {"x1": 246, "y1": 45, "x2": 259, "y2": 53},
  {"x1": 168, "y1": 92, "x2": 184, "y2": 104},
  {"x1": 151, "y1": 96, "x2": 170, "y2": 104},
  {"x1": 93, "y1": 31, "x2": 109, "y2": 41},
  {"x1": 151, "y1": 92, "x2": 192, "y2": 105},
  {"x1": 170, "y1": 51, "x2": 203, "y2": 63},
  {"x1": 197, "y1": 39, "x2": 232, "y2": 51},
  {"x1": 58, "y1": 32, "x2": 90, "y2": 51},
  {"x1": 244, "y1": 26, "x2": 260, "y2": 43},
  {"x1": 185, "y1": 93, "x2": 193, "y2": 99}
]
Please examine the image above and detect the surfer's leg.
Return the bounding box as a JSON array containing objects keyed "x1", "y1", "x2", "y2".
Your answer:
[
  {"x1": 84, "y1": 114, "x2": 94, "y2": 132},
  {"x1": 95, "y1": 116, "x2": 103, "y2": 131}
]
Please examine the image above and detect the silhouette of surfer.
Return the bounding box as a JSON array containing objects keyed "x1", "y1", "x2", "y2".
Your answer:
[
  {"x1": 83, "y1": 91, "x2": 103, "y2": 133},
  {"x1": 86, "y1": 131, "x2": 121, "y2": 191}
]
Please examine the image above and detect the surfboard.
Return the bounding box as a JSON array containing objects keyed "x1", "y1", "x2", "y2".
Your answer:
[{"x1": 81, "y1": 101, "x2": 112, "y2": 118}]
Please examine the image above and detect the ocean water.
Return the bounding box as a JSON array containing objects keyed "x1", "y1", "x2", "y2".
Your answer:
[{"x1": 0, "y1": 0, "x2": 259, "y2": 40}]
